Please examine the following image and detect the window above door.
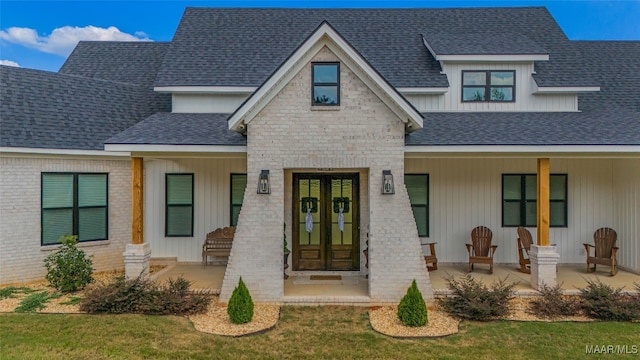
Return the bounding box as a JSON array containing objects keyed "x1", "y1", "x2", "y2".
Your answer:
[{"x1": 312, "y1": 62, "x2": 340, "y2": 106}]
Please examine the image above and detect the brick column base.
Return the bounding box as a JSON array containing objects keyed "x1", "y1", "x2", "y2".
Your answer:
[
  {"x1": 123, "y1": 243, "x2": 151, "y2": 280},
  {"x1": 530, "y1": 245, "x2": 559, "y2": 290}
]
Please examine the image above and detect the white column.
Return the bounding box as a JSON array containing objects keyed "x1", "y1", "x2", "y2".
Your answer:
[{"x1": 530, "y1": 244, "x2": 559, "y2": 290}]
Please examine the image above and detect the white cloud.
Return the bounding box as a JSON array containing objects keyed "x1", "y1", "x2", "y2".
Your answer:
[
  {"x1": 0, "y1": 25, "x2": 151, "y2": 57},
  {"x1": 0, "y1": 59, "x2": 20, "y2": 67}
]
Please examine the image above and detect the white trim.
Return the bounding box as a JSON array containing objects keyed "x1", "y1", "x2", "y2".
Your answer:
[
  {"x1": 434, "y1": 54, "x2": 549, "y2": 62},
  {"x1": 104, "y1": 144, "x2": 247, "y2": 153},
  {"x1": 154, "y1": 86, "x2": 257, "y2": 94},
  {"x1": 405, "y1": 145, "x2": 640, "y2": 157},
  {"x1": 228, "y1": 22, "x2": 423, "y2": 132},
  {"x1": 397, "y1": 87, "x2": 449, "y2": 95},
  {"x1": 533, "y1": 86, "x2": 600, "y2": 94},
  {"x1": 0, "y1": 147, "x2": 130, "y2": 157}
]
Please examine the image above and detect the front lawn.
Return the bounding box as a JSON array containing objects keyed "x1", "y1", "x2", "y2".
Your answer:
[{"x1": 1, "y1": 306, "x2": 638, "y2": 359}]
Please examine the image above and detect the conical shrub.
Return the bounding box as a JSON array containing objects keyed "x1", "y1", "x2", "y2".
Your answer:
[
  {"x1": 398, "y1": 279, "x2": 428, "y2": 327},
  {"x1": 227, "y1": 277, "x2": 254, "y2": 324}
]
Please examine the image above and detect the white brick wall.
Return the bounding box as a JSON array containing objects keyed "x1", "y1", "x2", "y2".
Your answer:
[
  {"x1": 220, "y1": 46, "x2": 432, "y2": 302},
  {"x1": 0, "y1": 156, "x2": 131, "y2": 284}
]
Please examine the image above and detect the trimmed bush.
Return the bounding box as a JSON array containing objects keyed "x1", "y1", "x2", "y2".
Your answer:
[
  {"x1": 578, "y1": 279, "x2": 640, "y2": 321},
  {"x1": 44, "y1": 235, "x2": 94, "y2": 293},
  {"x1": 398, "y1": 279, "x2": 428, "y2": 327},
  {"x1": 439, "y1": 274, "x2": 516, "y2": 321},
  {"x1": 79, "y1": 275, "x2": 211, "y2": 315},
  {"x1": 227, "y1": 277, "x2": 254, "y2": 324},
  {"x1": 527, "y1": 284, "x2": 580, "y2": 319}
]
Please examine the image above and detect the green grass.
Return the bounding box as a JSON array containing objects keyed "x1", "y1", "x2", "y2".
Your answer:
[{"x1": 1, "y1": 306, "x2": 638, "y2": 359}]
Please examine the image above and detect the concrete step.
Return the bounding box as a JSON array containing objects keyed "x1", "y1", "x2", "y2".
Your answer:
[{"x1": 291, "y1": 275, "x2": 361, "y2": 285}]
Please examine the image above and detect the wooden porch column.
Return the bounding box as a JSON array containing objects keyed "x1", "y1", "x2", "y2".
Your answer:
[
  {"x1": 536, "y1": 158, "x2": 550, "y2": 246},
  {"x1": 132, "y1": 157, "x2": 144, "y2": 244}
]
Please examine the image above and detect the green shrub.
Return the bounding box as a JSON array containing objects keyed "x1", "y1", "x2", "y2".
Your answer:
[
  {"x1": 0, "y1": 287, "x2": 34, "y2": 299},
  {"x1": 578, "y1": 279, "x2": 640, "y2": 321},
  {"x1": 15, "y1": 291, "x2": 51, "y2": 313},
  {"x1": 527, "y1": 284, "x2": 580, "y2": 319},
  {"x1": 44, "y1": 235, "x2": 94, "y2": 293},
  {"x1": 398, "y1": 279, "x2": 428, "y2": 327},
  {"x1": 438, "y1": 274, "x2": 516, "y2": 321},
  {"x1": 227, "y1": 277, "x2": 254, "y2": 324},
  {"x1": 79, "y1": 275, "x2": 211, "y2": 315}
]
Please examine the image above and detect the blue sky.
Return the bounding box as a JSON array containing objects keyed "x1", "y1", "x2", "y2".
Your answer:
[{"x1": 1, "y1": 1, "x2": 639, "y2": 72}]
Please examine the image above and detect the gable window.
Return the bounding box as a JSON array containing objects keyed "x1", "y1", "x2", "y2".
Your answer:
[
  {"x1": 41, "y1": 173, "x2": 108, "y2": 245},
  {"x1": 165, "y1": 174, "x2": 194, "y2": 237},
  {"x1": 462, "y1": 70, "x2": 515, "y2": 102},
  {"x1": 502, "y1": 174, "x2": 568, "y2": 227},
  {"x1": 312, "y1": 62, "x2": 340, "y2": 105},
  {"x1": 406, "y1": 174, "x2": 429, "y2": 237},
  {"x1": 230, "y1": 174, "x2": 247, "y2": 226}
]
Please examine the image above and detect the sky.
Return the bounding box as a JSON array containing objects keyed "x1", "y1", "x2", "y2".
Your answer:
[{"x1": 1, "y1": 0, "x2": 639, "y2": 72}]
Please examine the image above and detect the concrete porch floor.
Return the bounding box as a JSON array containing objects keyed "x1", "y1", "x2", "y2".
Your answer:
[
  {"x1": 151, "y1": 263, "x2": 638, "y2": 302},
  {"x1": 430, "y1": 264, "x2": 639, "y2": 296}
]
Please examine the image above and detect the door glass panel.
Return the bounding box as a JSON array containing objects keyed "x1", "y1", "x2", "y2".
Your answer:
[
  {"x1": 330, "y1": 178, "x2": 353, "y2": 246},
  {"x1": 298, "y1": 179, "x2": 321, "y2": 245}
]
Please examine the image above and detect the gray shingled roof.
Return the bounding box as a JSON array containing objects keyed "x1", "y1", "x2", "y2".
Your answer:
[
  {"x1": 0, "y1": 66, "x2": 170, "y2": 150},
  {"x1": 424, "y1": 32, "x2": 548, "y2": 56},
  {"x1": 156, "y1": 7, "x2": 586, "y2": 88},
  {"x1": 407, "y1": 108, "x2": 640, "y2": 146},
  {"x1": 105, "y1": 113, "x2": 246, "y2": 146},
  {"x1": 59, "y1": 41, "x2": 170, "y2": 89},
  {"x1": 575, "y1": 41, "x2": 640, "y2": 114},
  {"x1": 409, "y1": 40, "x2": 640, "y2": 146}
]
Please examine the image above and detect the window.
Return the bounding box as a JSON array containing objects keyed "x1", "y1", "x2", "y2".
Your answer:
[
  {"x1": 462, "y1": 70, "x2": 515, "y2": 102},
  {"x1": 406, "y1": 174, "x2": 429, "y2": 237},
  {"x1": 41, "y1": 173, "x2": 108, "y2": 245},
  {"x1": 312, "y1": 62, "x2": 340, "y2": 105},
  {"x1": 230, "y1": 174, "x2": 247, "y2": 226},
  {"x1": 165, "y1": 174, "x2": 194, "y2": 237},
  {"x1": 502, "y1": 174, "x2": 568, "y2": 227}
]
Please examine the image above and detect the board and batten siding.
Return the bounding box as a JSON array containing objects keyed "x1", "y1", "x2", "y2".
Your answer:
[
  {"x1": 613, "y1": 159, "x2": 640, "y2": 273},
  {"x1": 406, "y1": 63, "x2": 578, "y2": 112},
  {"x1": 172, "y1": 94, "x2": 249, "y2": 113},
  {"x1": 405, "y1": 157, "x2": 639, "y2": 271},
  {"x1": 143, "y1": 157, "x2": 247, "y2": 262}
]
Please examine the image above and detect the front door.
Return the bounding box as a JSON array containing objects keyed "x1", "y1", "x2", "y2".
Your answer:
[{"x1": 293, "y1": 174, "x2": 359, "y2": 271}]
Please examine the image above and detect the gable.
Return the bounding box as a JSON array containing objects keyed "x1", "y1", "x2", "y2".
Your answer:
[{"x1": 227, "y1": 22, "x2": 423, "y2": 133}]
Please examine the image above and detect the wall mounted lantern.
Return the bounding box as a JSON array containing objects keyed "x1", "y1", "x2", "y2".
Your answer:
[
  {"x1": 257, "y1": 170, "x2": 270, "y2": 194},
  {"x1": 382, "y1": 170, "x2": 395, "y2": 195}
]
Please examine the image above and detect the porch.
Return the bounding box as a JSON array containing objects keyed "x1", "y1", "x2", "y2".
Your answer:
[{"x1": 152, "y1": 263, "x2": 639, "y2": 304}]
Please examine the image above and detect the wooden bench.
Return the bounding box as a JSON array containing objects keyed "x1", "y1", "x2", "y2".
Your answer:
[
  {"x1": 202, "y1": 226, "x2": 235, "y2": 267},
  {"x1": 422, "y1": 242, "x2": 438, "y2": 271}
]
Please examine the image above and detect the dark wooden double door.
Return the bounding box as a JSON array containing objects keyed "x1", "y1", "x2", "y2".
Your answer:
[{"x1": 293, "y1": 174, "x2": 359, "y2": 271}]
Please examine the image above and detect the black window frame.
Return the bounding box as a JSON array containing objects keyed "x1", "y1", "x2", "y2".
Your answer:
[
  {"x1": 311, "y1": 62, "x2": 340, "y2": 106},
  {"x1": 405, "y1": 174, "x2": 430, "y2": 237},
  {"x1": 230, "y1": 173, "x2": 247, "y2": 227},
  {"x1": 462, "y1": 70, "x2": 516, "y2": 103},
  {"x1": 165, "y1": 173, "x2": 194, "y2": 237},
  {"x1": 502, "y1": 173, "x2": 568, "y2": 228},
  {"x1": 41, "y1": 172, "x2": 109, "y2": 246}
]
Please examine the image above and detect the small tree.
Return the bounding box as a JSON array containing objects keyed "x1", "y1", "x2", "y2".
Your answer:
[
  {"x1": 44, "y1": 235, "x2": 93, "y2": 293},
  {"x1": 227, "y1": 277, "x2": 254, "y2": 324},
  {"x1": 398, "y1": 279, "x2": 428, "y2": 327}
]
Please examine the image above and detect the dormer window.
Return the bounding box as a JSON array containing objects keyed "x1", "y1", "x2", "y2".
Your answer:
[
  {"x1": 462, "y1": 70, "x2": 515, "y2": 102},
  {"x1": 312, "y1": 62, "x2": 340, "y2": 105}
]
